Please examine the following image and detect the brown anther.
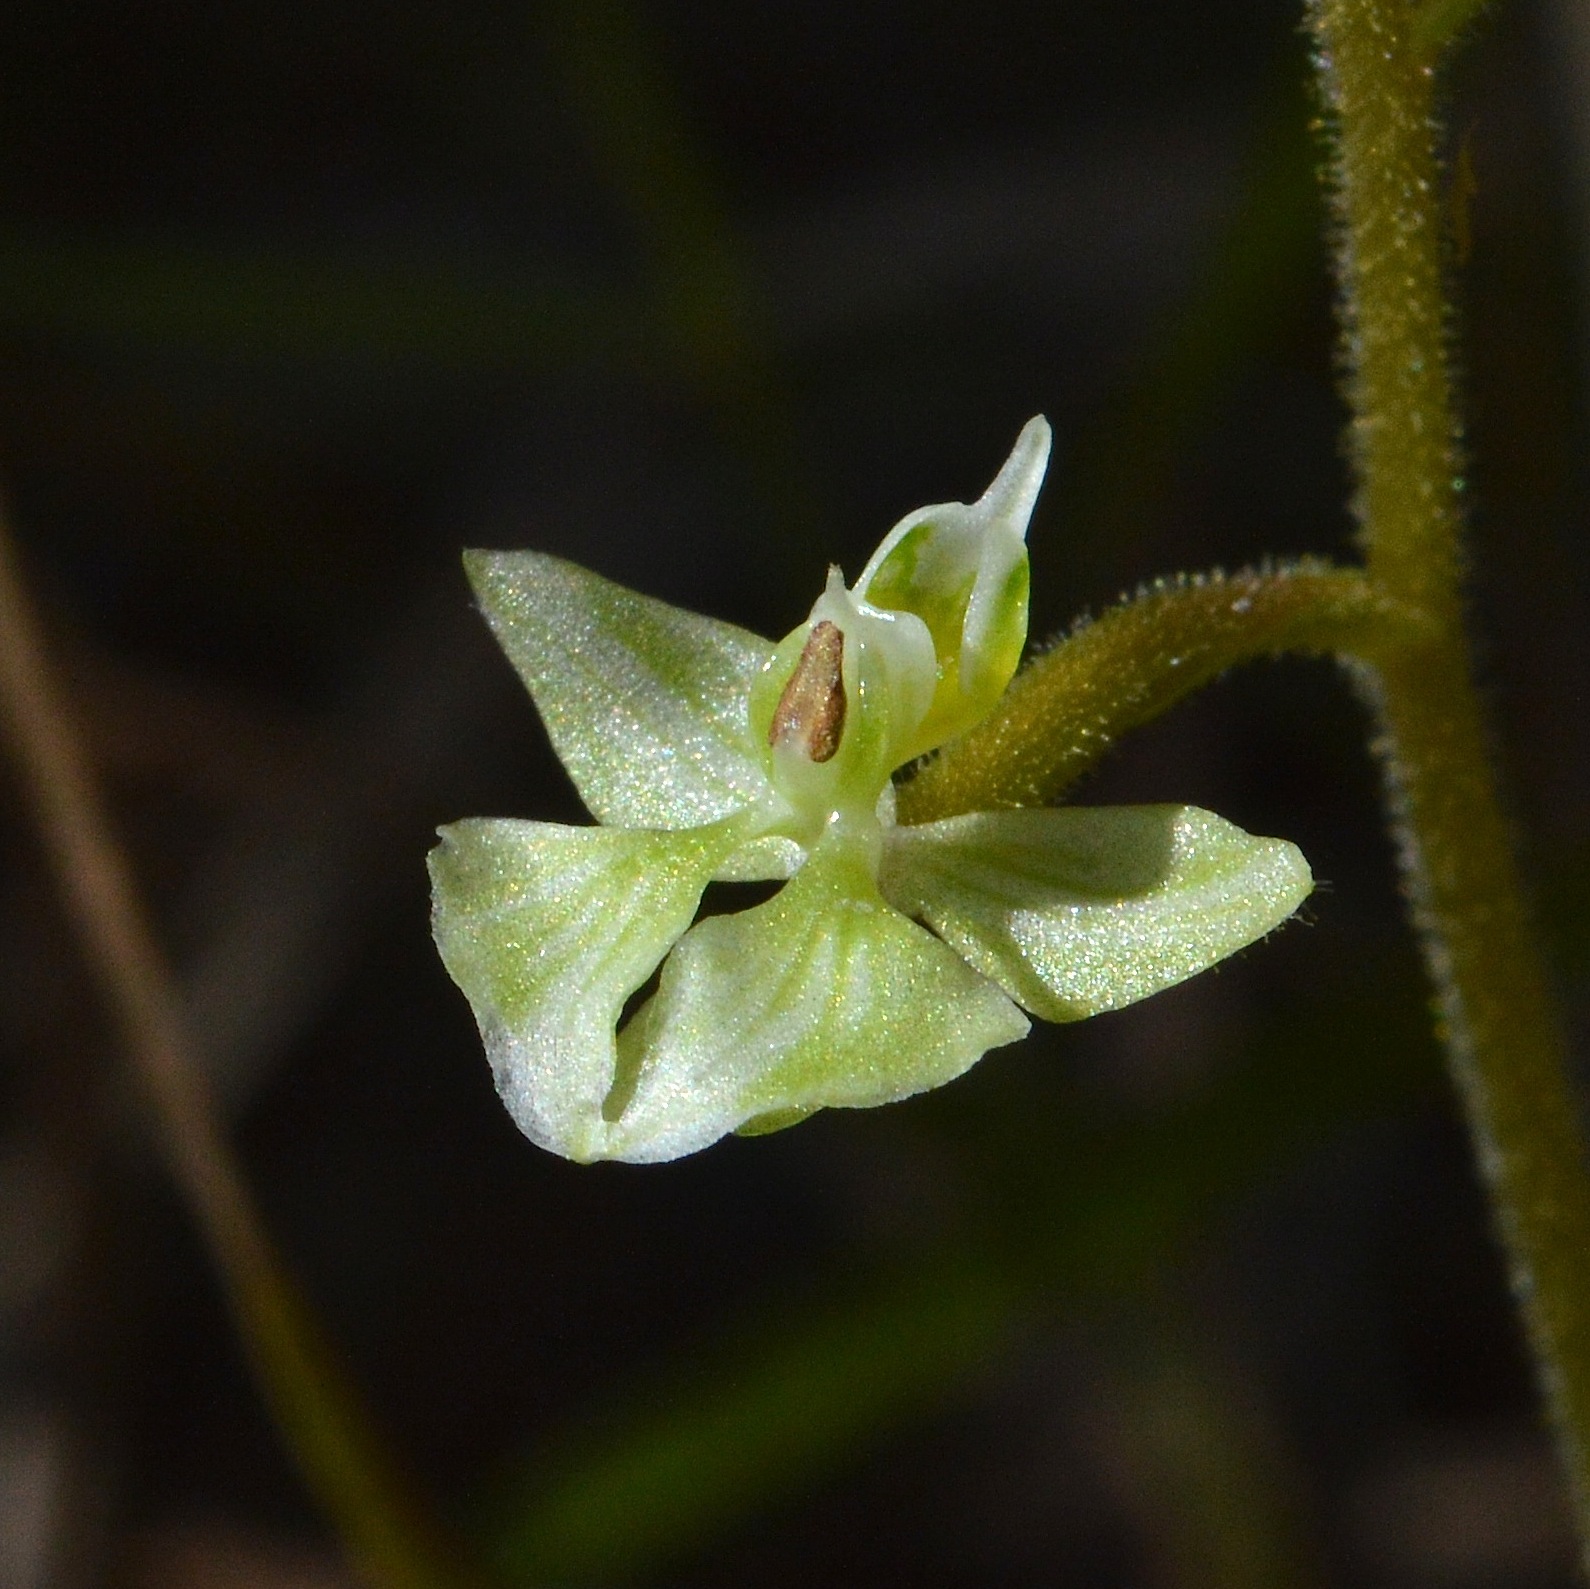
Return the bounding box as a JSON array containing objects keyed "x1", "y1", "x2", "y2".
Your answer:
[{"x1": 768, "y1": 620, "x2": 846, "y2": 762}]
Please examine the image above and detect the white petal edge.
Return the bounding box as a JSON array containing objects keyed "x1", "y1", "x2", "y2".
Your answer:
[
  {"x1": 429, "y1": 817, "x2": 737, "y2": 1162},
  {"x1": 961, "y1": 416, "x2": 1050, "y2": 696},
  {"x1": 879, "y1": 805, "x2": 1312, "y2": 1022},
  {"x1": 467, "y1": 549, "x2": 775, "y2": 830}
]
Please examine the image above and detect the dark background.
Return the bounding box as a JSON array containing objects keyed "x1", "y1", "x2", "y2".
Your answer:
[{"x1": 2, "y1": 1, "x2": 1589, "y2": 1585}]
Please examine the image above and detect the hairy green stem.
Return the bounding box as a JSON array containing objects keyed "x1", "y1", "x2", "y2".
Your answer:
[
  {"x1": 912, "y1": 563, "x2": 1590, "y2": 1557},
  {"x1": 1309, "y1": 0, "x2": 1590, "y2": 1548},
  {"x1": 898, "y1": 562, "x2": 1421, "y2": 823},
  {"x1": 915, "y1": 4, "x2": 1590, "y2": 1549}
]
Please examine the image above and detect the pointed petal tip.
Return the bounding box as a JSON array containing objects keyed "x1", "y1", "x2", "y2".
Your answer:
[
  {"x1": 978, "y1": 416, "x2": 1053, "y2": 530},
  {"x1": 1018, "y1": 413, "x2": 1052, "y2": 450},
  {"x1": 1271, "y1": 836, "x2": 1316, "y2": 915},
  {"x1": 426, "y1": 820, "x2": 468, "y2": 874},
  {"x1": 460, "y1": 544, "x2": 505, "y2": 583}
]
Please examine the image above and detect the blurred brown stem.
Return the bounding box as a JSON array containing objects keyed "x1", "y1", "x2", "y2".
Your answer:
[{"x1": 0, "y1": 510, "x2": 480, "y2": 1589}]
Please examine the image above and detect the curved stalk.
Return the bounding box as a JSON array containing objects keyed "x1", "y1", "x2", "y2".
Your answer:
[
  {"x1": 912, "y1": 554, "x2": 1590, "y2": 1560},
  {"x1": 899, "y1": 562, "x2": 1421, "y2": 822},
  {"x1": 914, "y1": 3, "x2": 1590, "y2": 1554}
]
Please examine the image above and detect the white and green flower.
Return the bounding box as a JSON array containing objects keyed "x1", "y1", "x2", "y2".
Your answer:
[{"x1": 429, "y1": 418, "x2": 1311, "y2": 1163}]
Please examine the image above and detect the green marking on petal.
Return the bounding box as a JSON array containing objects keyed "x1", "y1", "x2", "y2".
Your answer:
[
  {"x1": 733, "y1": 1105, "x2": 814, "y2": 1138},
  {"x1": 603, "y1": 821, "x2": 1030, "y2": 1163},
  {"x1": 880, "y1": 805, "x2": 1312, "y2": 1022},
  {"x1": 429, "y1": 817, "x2": 738, "y2": 1162},
  {"x1": 856, "y1": 416, "x2": 1050, "y2": 757},
  {"x1": 466, "y1": 549, "x2": 775, "y2": 830}
]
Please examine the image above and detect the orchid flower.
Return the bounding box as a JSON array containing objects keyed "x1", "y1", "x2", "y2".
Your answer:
[{"x1": 429, "y1": 418, "x2": 1312, "y2": 1163}]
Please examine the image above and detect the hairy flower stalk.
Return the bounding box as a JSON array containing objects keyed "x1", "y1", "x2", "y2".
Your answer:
[{"x1": 431, "y1": 420, "x2": 1313, "y2": 1162}]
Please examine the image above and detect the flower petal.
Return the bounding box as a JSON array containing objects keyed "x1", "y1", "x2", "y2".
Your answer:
[
  {"x1": 855, "y1": 416, "x2": 1050, "y2": 756},
  {"x1": 880, "y1": 806, "x2": 1312, "y2": 1022},
  {"x1": 429, "y1": 817, "x2": 737, "y2": 1162},
  {"x1": 466, "y1": 549, "x2": 774, "y2": 829},
  {"x1": 605, "y1": 823, "x2": 1030, "y2": 1162},
  {"x1": 749, "y1": 569, "x2": 938, "y2": 831}
]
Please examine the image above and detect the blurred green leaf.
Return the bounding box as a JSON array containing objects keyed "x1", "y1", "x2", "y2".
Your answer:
[
  {"x1": 1100, "y1": 1310, "x2": 1329, "y2": 1589},
  {"x1": 487, "y1": 1252, "x2": 1017, "y2": 1583}
]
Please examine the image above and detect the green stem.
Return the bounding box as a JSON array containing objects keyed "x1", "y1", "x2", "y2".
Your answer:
[
  {"x1": 914, "y1": 7, "x2": 1590, "y2": 1537},
  {"x1": 920, "y1": 2, "x2": 1590, "y2": 1545},
  {"x1": 912, "y1": 558, "x2": 1590, "y2": 1562},
  {"x1": 898, "y1": 562, "x2": 1421, "y2": 823},
  {"x1": 921, "y1": 14, "x2": 1590, "y2": 1548},
  {"x1": 1309, "y1": 0, "x2": 1590, "y2": 1550}
]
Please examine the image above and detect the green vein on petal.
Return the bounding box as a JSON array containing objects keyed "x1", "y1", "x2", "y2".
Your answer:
[
  {"x1": 880, "y1": 806, "x2": 1312, "y2": 1022},
  {"x1": 606, "y1": 822, "x2": 1030, "y2": 1162},
  {"x1": 466, "y1": 549, "x2": 775, "y2": 830},
  {"x1": 429, "y1": 817, "x2": 738, "y2": 1162}
]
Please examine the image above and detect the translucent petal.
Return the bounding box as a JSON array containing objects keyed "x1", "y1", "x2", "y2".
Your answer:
[
  {"x1": 749, "y1": 570, "x2": 937, "y2": 832},
  {"x1": 708, "y1": 783, "x2": 900, "y2": 882},
  {"x1": 429, "y1": 818, "x2": 737, "y2": 1162},
  {"x1": 712, "y1": 832, "x2": 805, "y2": 882},
  {"x1": 466, "y1": 549, "x2": 774, "y2": 829},
  {"x1": 855, "y1": 416, "x2": 1050, "y2": 756},
  {"x1": 880, "y1": 806, "x2": 1312, "y2": 1022},
  {"x1": 605, "y1": 823, "x2": 1030, "y2": 1162}
]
